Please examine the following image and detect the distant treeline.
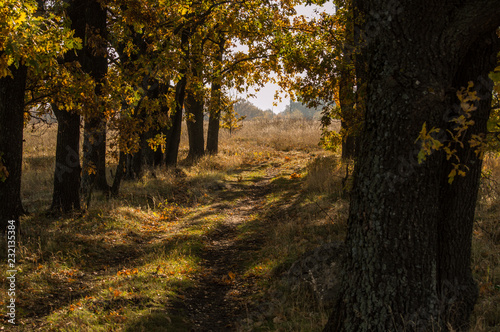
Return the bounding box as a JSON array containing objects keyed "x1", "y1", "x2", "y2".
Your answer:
[{"x1": 235, "y1": 100, "x2": 323, "y2": 121}]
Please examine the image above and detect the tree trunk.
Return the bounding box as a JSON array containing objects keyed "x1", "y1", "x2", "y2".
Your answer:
[
  {"x1": 436, "y1": 32, "x2": 500, "y2": 330},
  {"x1": 186, "y1": 48, "x2": 205, "y2": 161},
  {"x1": 140, "y1": 128, "x2": 159, "y2": 167},
  {"x1": 80, "y1": 0, "x2": 109, "y2": 194},
  {"x1": 51, "y1": 106, "x2": 81, "y2": 212},
  {"x1": 82, "y1": 117, "x2": 109, "y2": 192},
  {"x1": 0, "y1": 64, "x2": 27, "y2": 235},
  {"x1": 49, "y1": 0, "x2": 86, "y2": 213},
  {"x1": 124, "y1": 149, "x2": 142, "y2": 179},
  {"x1": 324, "y1": 1, "x2": 500, "y2": 331},
  {"x1": 206, "y1": 82, "x2": 222, "y2": 154},
  {"x1": 165, "y1": 30, "x2": 189, "y2": 167},
  {"x1": 186, "y1": 90, "x2": 205, "y2": 160},
  {"x1": 165, "y1": 75, "x2": 187, "y2": 167},
  {"x1": 206, "y1": 39, "x2": 225, "y2": 155},
  {"x1": 111, "y1": 151, "x2": 126, "y2": 197}
]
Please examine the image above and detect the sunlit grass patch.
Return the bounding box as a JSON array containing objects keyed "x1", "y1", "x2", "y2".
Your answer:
[
  {"x1": 233, "y1": 156, "x2": 348, "y2": 331},
  {"x1": 472, "y1": 152, "x2": 500, "y2": 331},
  {"x1": 2, "y1": 210, "x2": 203, "y2": 331}
]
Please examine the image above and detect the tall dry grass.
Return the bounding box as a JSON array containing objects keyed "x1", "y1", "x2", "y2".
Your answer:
[
  {"x1": 20, "y1": 118, "x2": 325, "y2": 212},
  {"x1": 11, "y1": 117, "x2": 500, "y2": 331},
  {"x1": 22, "y1": 124, "x2": 58, "y2": 211},
  {"x1": 472, "y1": 152, "x2": 500, "y2": 331},
  {"x1": 225, "y1": 118, "x2": 326, "y2": 152}
]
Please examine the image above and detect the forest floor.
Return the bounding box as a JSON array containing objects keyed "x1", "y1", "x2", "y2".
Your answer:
[{"x1": 1, "y1": 119, "x2": 499, "y2": 331}]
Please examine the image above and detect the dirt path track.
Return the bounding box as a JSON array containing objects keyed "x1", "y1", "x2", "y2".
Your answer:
[{"x1": 182, "y1": 173, "x2": 273, "y2": 331}]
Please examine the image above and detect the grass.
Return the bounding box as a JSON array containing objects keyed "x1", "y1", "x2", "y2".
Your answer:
[
  {"x1": 472, "y1": 153, "x2": 500, "y2": 331},
  {"x1": 1, "y1": 119, "x2": 499, "y2": 331}
]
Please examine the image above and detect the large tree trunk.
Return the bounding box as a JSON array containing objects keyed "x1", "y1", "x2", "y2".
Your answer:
[
  {"x1": 324, "y1": 1, "x2": 500, "y2": 331},
  {"x1": 51, "y1": 106, "x2": 81, "y2": 212},
  {"x1": 49, "y1": 0, "x2": 86, "y2": 213},
  {"x1": 80, "y1": 0, "x2": 109, "y2": 194},
  {"x1": 0, "y1": 64, "x2": 27, "y2": 235},
  {"x1": 437, "y1": 32, "x2": 499, "y2": 330}
]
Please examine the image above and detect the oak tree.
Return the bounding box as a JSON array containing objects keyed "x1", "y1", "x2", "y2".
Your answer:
[{"x1": 324, "y1": 1, "x2": 500, "y2": 331}]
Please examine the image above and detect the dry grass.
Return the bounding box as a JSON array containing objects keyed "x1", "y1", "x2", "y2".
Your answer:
[
  {"x1": 22, "y1": 124, "x2": 59, "y2": 212},
  {"x1": 305, "y1": 155, "x2": 345, "y2": 195},
  {"x1": 472, "y1": 153, "x2": 500, "y2": 331},
  {"x1": 1, "y1": 118, "x2": 499, "y2": 331},
  {"x1": 227, "y1": 118, "x2": 325, "y2": 152}
]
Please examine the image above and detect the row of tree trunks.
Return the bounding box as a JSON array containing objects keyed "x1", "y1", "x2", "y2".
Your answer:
[
  {"x1": 123, "y1": 36, "x2": 226, "y2": 170},
  {"x1": 0, "y1": 64, "x2": 27, "y2": 235},
  {"x1": 324, "y1": 1, "x2": 500, "y2": 331}
]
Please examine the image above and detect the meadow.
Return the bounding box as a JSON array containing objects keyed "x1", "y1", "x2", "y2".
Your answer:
[{"x1": 1, "y1": 118, "x2": 499, "y2": 331}]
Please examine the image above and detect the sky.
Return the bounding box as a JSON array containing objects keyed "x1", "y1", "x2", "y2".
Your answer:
[{"x1": 238, "y1": 2, "x2": 335, "y2": 114}]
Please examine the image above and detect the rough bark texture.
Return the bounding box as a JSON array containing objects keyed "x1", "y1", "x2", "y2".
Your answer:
[
  {"x1": 0, "y1": 64, "x2": 27, "y2": 234},
  {"x1": 51, "y1": 106, "x2": 81, "y2": 212},
  {"x1": 324, "y1": 1, "x2": 500, "y2": 331},
  {"x1": 80, "y1": 0, "x2": 109, "y2": 194},
  {"x1": 50, "y1": 0, "x2": 87, "y2": 212},
  {"x1": 437, "y1": 32, "x2": 500, "y2": 330},
  {"x1": 186, "y1": 90, "x2": 205, "y2": 161}
]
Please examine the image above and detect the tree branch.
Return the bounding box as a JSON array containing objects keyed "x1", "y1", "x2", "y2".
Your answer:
[{"x1": 444, "y1": 0, "x2": 500, "y2": 57}]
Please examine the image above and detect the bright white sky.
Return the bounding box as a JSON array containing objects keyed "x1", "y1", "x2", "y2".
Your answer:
[{"x1": 241, "y1": 2, "x2": 335, "y2": 113}]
